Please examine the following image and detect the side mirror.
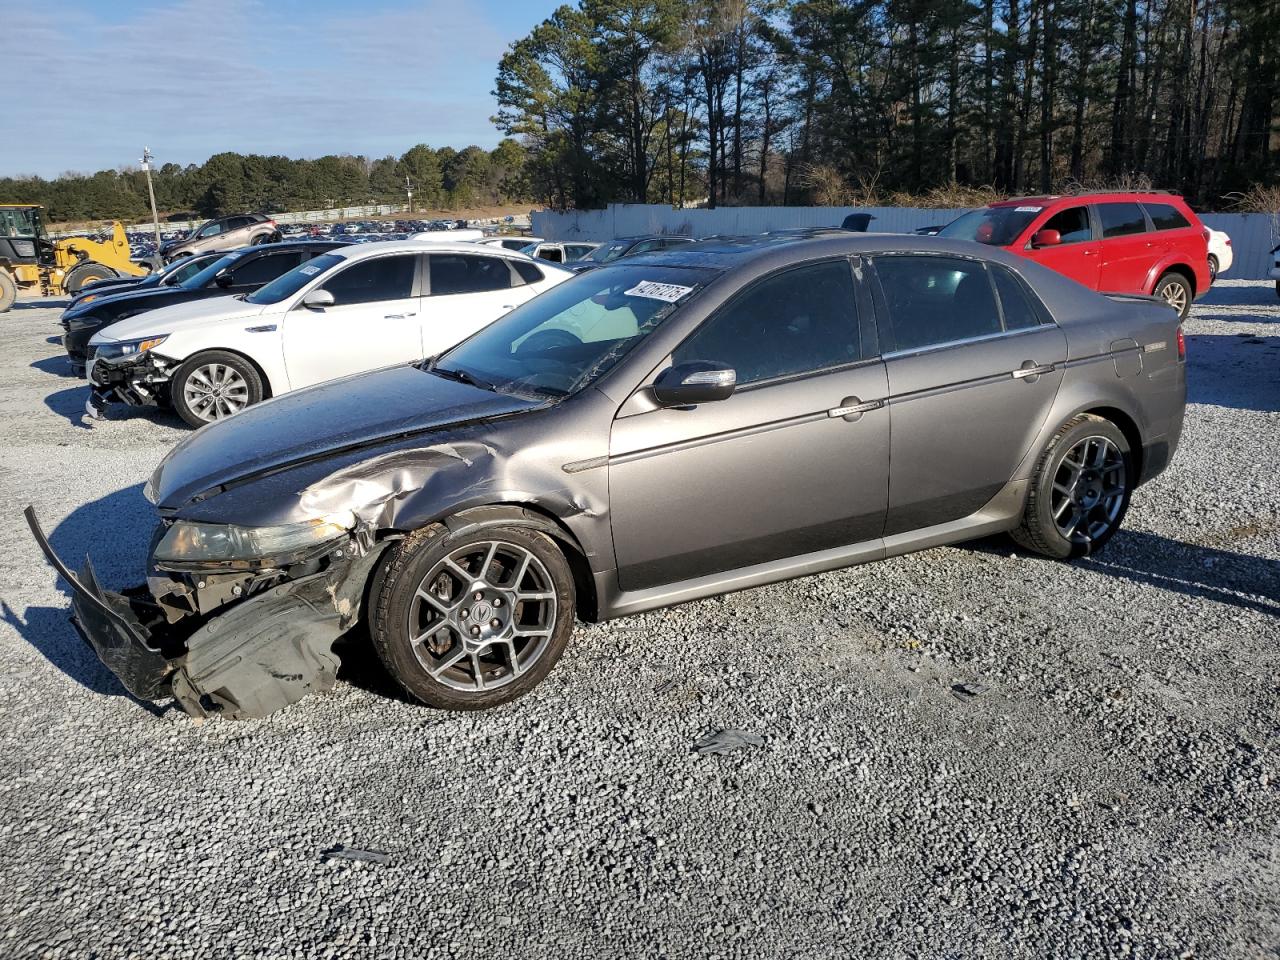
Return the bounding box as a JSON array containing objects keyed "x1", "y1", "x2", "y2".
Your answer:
[
  {"x1": 652, "y1": 362, "x2": 736, "y2": 407},
  {"x1": 302, "y1": 289, "x2": 335, "y2": 310},
  {"x1": 214, "y1": 271, "x2": 234, "y2": 288},
  {"x1": 1032, "y1": 228, "x2": 1061, "y2": 248}
]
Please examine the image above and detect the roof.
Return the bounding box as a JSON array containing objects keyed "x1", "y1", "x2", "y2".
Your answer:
[
  {"x1": 325, "y1": 238, "x2": 568, "y2": 265},
  {"x1": 618, "y1": 231, "x2": 1040, "y2": 274},
  {"x1": 990, "y1": 191, "x2": 1184, "y2": 207}
]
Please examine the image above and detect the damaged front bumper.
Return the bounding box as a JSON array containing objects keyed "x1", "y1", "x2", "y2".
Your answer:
[
  {"x1": 87, "y1": 352, "x2": 176, "y2": 413},
  {"x1": 25, "y1": 506, "x2": 391, "y2": 720}
]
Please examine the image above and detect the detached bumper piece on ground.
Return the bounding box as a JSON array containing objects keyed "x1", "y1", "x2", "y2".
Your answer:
[{"x1": 24, "y1": 507, "x2": 390, "y2": 719}]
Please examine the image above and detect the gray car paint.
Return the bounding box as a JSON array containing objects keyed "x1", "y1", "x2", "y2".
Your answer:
[{"x1": 31, "y1": 232, "x2": 1186, "y2": 717}]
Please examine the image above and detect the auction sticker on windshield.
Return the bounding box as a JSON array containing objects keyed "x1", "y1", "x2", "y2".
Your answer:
[
  {"x1": 625, "y1": 280, "x2": 694, "y2": 303},
  {"x1": 299, "y1": 264, "x2": 322, "y2": 275},
  {"x1": 1015, "y1": 206, "x2": 1043, "y2": 212}
]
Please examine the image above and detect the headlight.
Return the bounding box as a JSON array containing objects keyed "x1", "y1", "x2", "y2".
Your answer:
[
  {"x1": 93, "y1": 335, "x2": 169, "y2": 363},
  {"x1": 153, "y1": 513, "x2": 354, "y2": 566}
]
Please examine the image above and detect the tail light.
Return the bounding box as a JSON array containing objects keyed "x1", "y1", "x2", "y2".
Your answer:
[
  {"x1": 1225, "y1": 237, "x2": 1232, "y2": 246},
  {"x1": 1202, "y1": 227, "x2": 1211, "y2": 243},
  {"x1": 1176, "y1": 326, "x2": 1185, "y2": 361}
]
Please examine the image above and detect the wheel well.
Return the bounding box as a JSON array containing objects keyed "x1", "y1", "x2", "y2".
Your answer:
[
  {"x1": 1157, "y1": 264, "x2": 1196, "y2": 297},
  {"x1": 1082, "y1": 406, "x2": 1143, "y2": 478},
  {"x1": 381, "y1": 503, "x2": 599, "y2": 622},
  {"x1": 184, "y1": 347, "x2": 274, "y2": 398}
]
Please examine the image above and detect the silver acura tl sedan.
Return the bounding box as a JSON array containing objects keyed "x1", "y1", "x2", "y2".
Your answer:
[{"x1": 29, "y1": 232, "x2": 1187, "y2": 718}]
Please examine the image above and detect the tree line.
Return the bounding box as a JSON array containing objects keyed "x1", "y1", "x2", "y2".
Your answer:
[
  {"x1": 494, "y1": 0, "x2": 1279, "y2": 210},
  {"x1": 0, "y1": 141, "x2": 535, "y2": 224}
]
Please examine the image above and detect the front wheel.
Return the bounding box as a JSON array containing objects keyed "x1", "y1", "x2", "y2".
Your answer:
[
  {"x1": 1011, "y1": 414, "x2": 1133, "y2": 560},
  {"x1": 371, "y1": 524, "x2": 576, "y2": 710},
  {"x1": 1153, "y1": 272, "x2": 1192, "y2": 320},
  {"x1": 171, "y1": 351, "x2": 263, "y2": 427},
  {"x1": 63, "y1": 261, "x2": 117, "y2": 295}
]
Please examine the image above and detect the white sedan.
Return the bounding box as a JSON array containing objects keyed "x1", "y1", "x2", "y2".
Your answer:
[
  {"x1": 87, "y1": 240, "x2": 572, "y2": 427},
  {"x1": 1207, "y1": 227, "x2": 1233, "y2": 281}
]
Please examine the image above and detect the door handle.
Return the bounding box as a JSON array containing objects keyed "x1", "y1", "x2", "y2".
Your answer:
[
  {"x1": 1082, "y1": 249, "x2": 1095, "y2": 256},
  {"x1": 1012, "y1": 362, "x2": 1055, "y2": 380},
  {"x1": 384, "y1": 313, "x2": 417, "y2": 319},
  {"x1": 828, "y1": 397, "x2": 884, "y2": 420}
]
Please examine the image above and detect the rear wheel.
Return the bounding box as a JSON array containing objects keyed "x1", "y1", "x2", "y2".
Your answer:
[
  {"x1": 1012, "y1": 414, "x2": 1133, "y2": 560},
  {"x1": 1153, "y1": 271, "x2": 1192, "y2": 320},
  {"x1": 1207, "y1": 254, "x2": 1219, "y2": 283},
  {"x1": 0, "y1": 270, "x2": 15, "y2": 313},
  {"x1": 171, "y1": 351, "x2": 263, "y2": 427},
  {"x1": 372, "y1": 523, "x2": 576, "y2": 711},
  {"x1": 63, "y1": 261, "x2": 117, "y2": 295}
]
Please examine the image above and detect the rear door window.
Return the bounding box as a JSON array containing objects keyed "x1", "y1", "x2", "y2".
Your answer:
[
  {"x1": 320, "y1": 254, "x2": 416, "y2": 304},
  {"x1": 1144, "y1": 202, "x2": 1192, "y2": 231},
  {"x1": 428, "y1": 254, "x2": 515, "y2": 295},
  {"x1": 991, "y1": 266, "x2": 1043, "y2": 331},
  {"x1": 1098, "y1": 203, "x2": 1149, "y2": 238},
  {"x1": 511, "y1": 260, "x2": 544, "y2": 285},
  {"x1": 872, "y1": 255, "x2": 1002, "y2": 352},
  {"x1": 230, "y1": 251, "x2": 303, "y2": 285},
  {"x1": 673, "y1": 259, "x2": 861, "y2": 385},
  {"x1": 1039, "y1": 206, "x2": 1092, "y2": 244}
]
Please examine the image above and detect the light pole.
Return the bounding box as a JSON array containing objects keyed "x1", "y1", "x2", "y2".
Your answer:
[
  {"x1": 140, "y1": 147, "x2": 163, "y2": 267},
  {"x1": 405, "y1": 175, "x2": 415, "y2": 214}
]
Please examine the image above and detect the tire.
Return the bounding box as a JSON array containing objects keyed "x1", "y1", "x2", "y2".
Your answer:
[
  {"x1": 371, "y1": 522, "x2": 576, "y2": 711},
  {"x1": 1153, "y1": 271, "x2": 1192, "y2": 320},
  {"x1": 63, "y1": 261, "x2": 117, "y2": 295},
  {"x1": 1011, "y1": 414, "x2": 1133, "y2": 560},
  {"x1": 1207, "y1": 254, "x2": 1219, "y2": 283},
  {"x1": 0, "y1": 270, "x2": 15, "y2": 313},
  {"x1": 171, "y1": 351, "x2": 264, "y2": 427}
]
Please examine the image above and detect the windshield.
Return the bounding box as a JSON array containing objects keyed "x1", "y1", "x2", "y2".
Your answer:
[
  {"x1": 244, "y1": 253, "x2": 344, "y2": 305},
  {"x1": 181, "y1": 250, "x2": 245, "y2": 289},
  {"x1": 938, "y1": 207, "x2": 1042, "y2": 246},
  {"x1": 582, "y1": 240, "x2": 631, "y2": 263},
  {"x1": 0, "y1": 207, "x2": 40, "y2": 239},
  {"x1": 434, "y1": 264, "x2": 713, "y2": 399}
]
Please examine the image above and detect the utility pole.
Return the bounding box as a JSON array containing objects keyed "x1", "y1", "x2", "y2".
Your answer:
[
  {"x1": 405, "y1": 175, "x2": 415, "y2": 214},
  {"x1": 140, "y1": 147, "x2": 163, "y2": 268}
]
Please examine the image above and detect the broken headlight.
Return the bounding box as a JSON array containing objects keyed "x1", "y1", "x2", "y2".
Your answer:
[
  {"x1": 94, "y1": 335, "x2": 170, "y2": 364},
  {"x1": 153, "y1": 514, "x2": 353, "y2": 566}
]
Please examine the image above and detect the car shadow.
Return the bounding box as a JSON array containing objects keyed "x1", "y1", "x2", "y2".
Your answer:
[
  {"x1": 13, "y1": 299, "x2": 69, "y2": 310},
  {"x1": 1197, "y1": 285, "x2": 1278, "y2": 309},
  {"x1": 12, "y1": 483, "x2": 173, "y2": 713},
  {"x1": 31, "y1": 355, "x2": 78, "y2": 378},
  {"x1": 44, "y1": 386, "x2": 92, "y2": 428},
  {"x1": 1185, "y1": 333, "x2": 1280, "y2": 413},
  {"x1": 969, "y1": 528, "x2": 1279, "y2": 617}
]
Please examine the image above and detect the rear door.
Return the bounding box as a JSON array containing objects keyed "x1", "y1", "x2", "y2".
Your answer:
[
  {"x1": 871, "y1": 254, "x2": 1067, "y2": 535},
  {"x1": 421, "y1": 253, "x2": 538, "y2": 356},
  {"x1": 281, "y1": 253, "x2": 422, "y2": 388},
  {"x1": 1095, "y1": 202, "x2": 1154, "y2": 293},
  {"x1": 1020, "y1": 203, "x2": 1101, "y2": 289},
  {"x1": 609, "y1": 257, "x2": 889, "y2": 590}
]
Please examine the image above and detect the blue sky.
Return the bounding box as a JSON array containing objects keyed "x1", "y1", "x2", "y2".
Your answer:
[{"x1": 3, "y1": 0, "x2": 564, "y2": 178}]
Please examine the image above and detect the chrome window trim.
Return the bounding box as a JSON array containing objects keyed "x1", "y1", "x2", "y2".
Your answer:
[{"x1": 881, "y1": 323, "x2": 1047, "y2": 361}]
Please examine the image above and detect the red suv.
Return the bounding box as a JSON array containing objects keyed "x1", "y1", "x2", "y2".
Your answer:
[{"x1": 939, "y1": 192, "x2": 1210, "y2": 318}]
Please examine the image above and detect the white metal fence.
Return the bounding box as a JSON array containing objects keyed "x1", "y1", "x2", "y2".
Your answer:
[{"x1": 532, "y1": 204, "x2": 1280, "y2": 280}]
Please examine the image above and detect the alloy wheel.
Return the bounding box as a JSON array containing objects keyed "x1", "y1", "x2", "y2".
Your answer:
[
  {"x1": 1050, "y1": 435, "x2": 1127, "y2": 545},
  {"x1": 1159, "y1": 280, "x2": 1188, "y2": 315},
  {"x1": 183, "y1": 362, "x2": 250, "y2": 422},
  {"x1": 406, "y1": 540, "x2": 558, "y2": 693}
]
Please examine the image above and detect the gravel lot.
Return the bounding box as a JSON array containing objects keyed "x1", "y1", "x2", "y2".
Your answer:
[{"x1": 0, "y1": 282, "x2": 1276, "y2": 959}]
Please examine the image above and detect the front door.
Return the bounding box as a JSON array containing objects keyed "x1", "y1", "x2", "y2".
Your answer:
[
  {"x1": 609, "y1": 258, "x2": 889, "y2": 591},
  {"x1": 1020, "y1": 203, "x2": 1100, "y2": 289},
  {"x1": 870, "y1": 254, "x2": 1068, "y2": 534},
  {"x1": 282, "y1": 252, "x2": 422, "y2": 389}
]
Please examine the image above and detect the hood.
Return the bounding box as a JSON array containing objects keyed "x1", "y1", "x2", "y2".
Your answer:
[
  {"x1": 90, "y1": 294, "x2": 265, "y2": 343},
  {"x1": 150, "y1": 363, "x2": 542, "y2": 510}
]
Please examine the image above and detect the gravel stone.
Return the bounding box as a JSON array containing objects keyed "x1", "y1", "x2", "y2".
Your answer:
[{"x1": 0, "y1": 281, "x2": 1276, "y2": 958}]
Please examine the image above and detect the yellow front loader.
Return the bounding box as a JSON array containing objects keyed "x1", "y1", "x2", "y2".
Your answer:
[{"x1": 0, "y1": 205, "x2": 149, "y2": 312}]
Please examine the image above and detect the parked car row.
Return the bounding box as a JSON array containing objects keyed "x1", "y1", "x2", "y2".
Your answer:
[{"x1": 29, "y1": 227, "x2": 1188, "y2": 722}]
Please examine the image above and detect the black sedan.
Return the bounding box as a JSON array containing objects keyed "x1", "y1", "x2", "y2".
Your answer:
[
  {"x1": 60, "y1": 241, "x2": 347, "y2": 374},
  {"x1": 64, "y1": 252, "x2": 225, "y2": 312},
  {"x1": 568, "y1": 235, "x2": 695, "y2": 272}
]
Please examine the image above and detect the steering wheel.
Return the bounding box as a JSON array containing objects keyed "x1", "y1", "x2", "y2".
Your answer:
[{"x1": 516, "y1": 329, "x2": 583, "y2": 357}]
